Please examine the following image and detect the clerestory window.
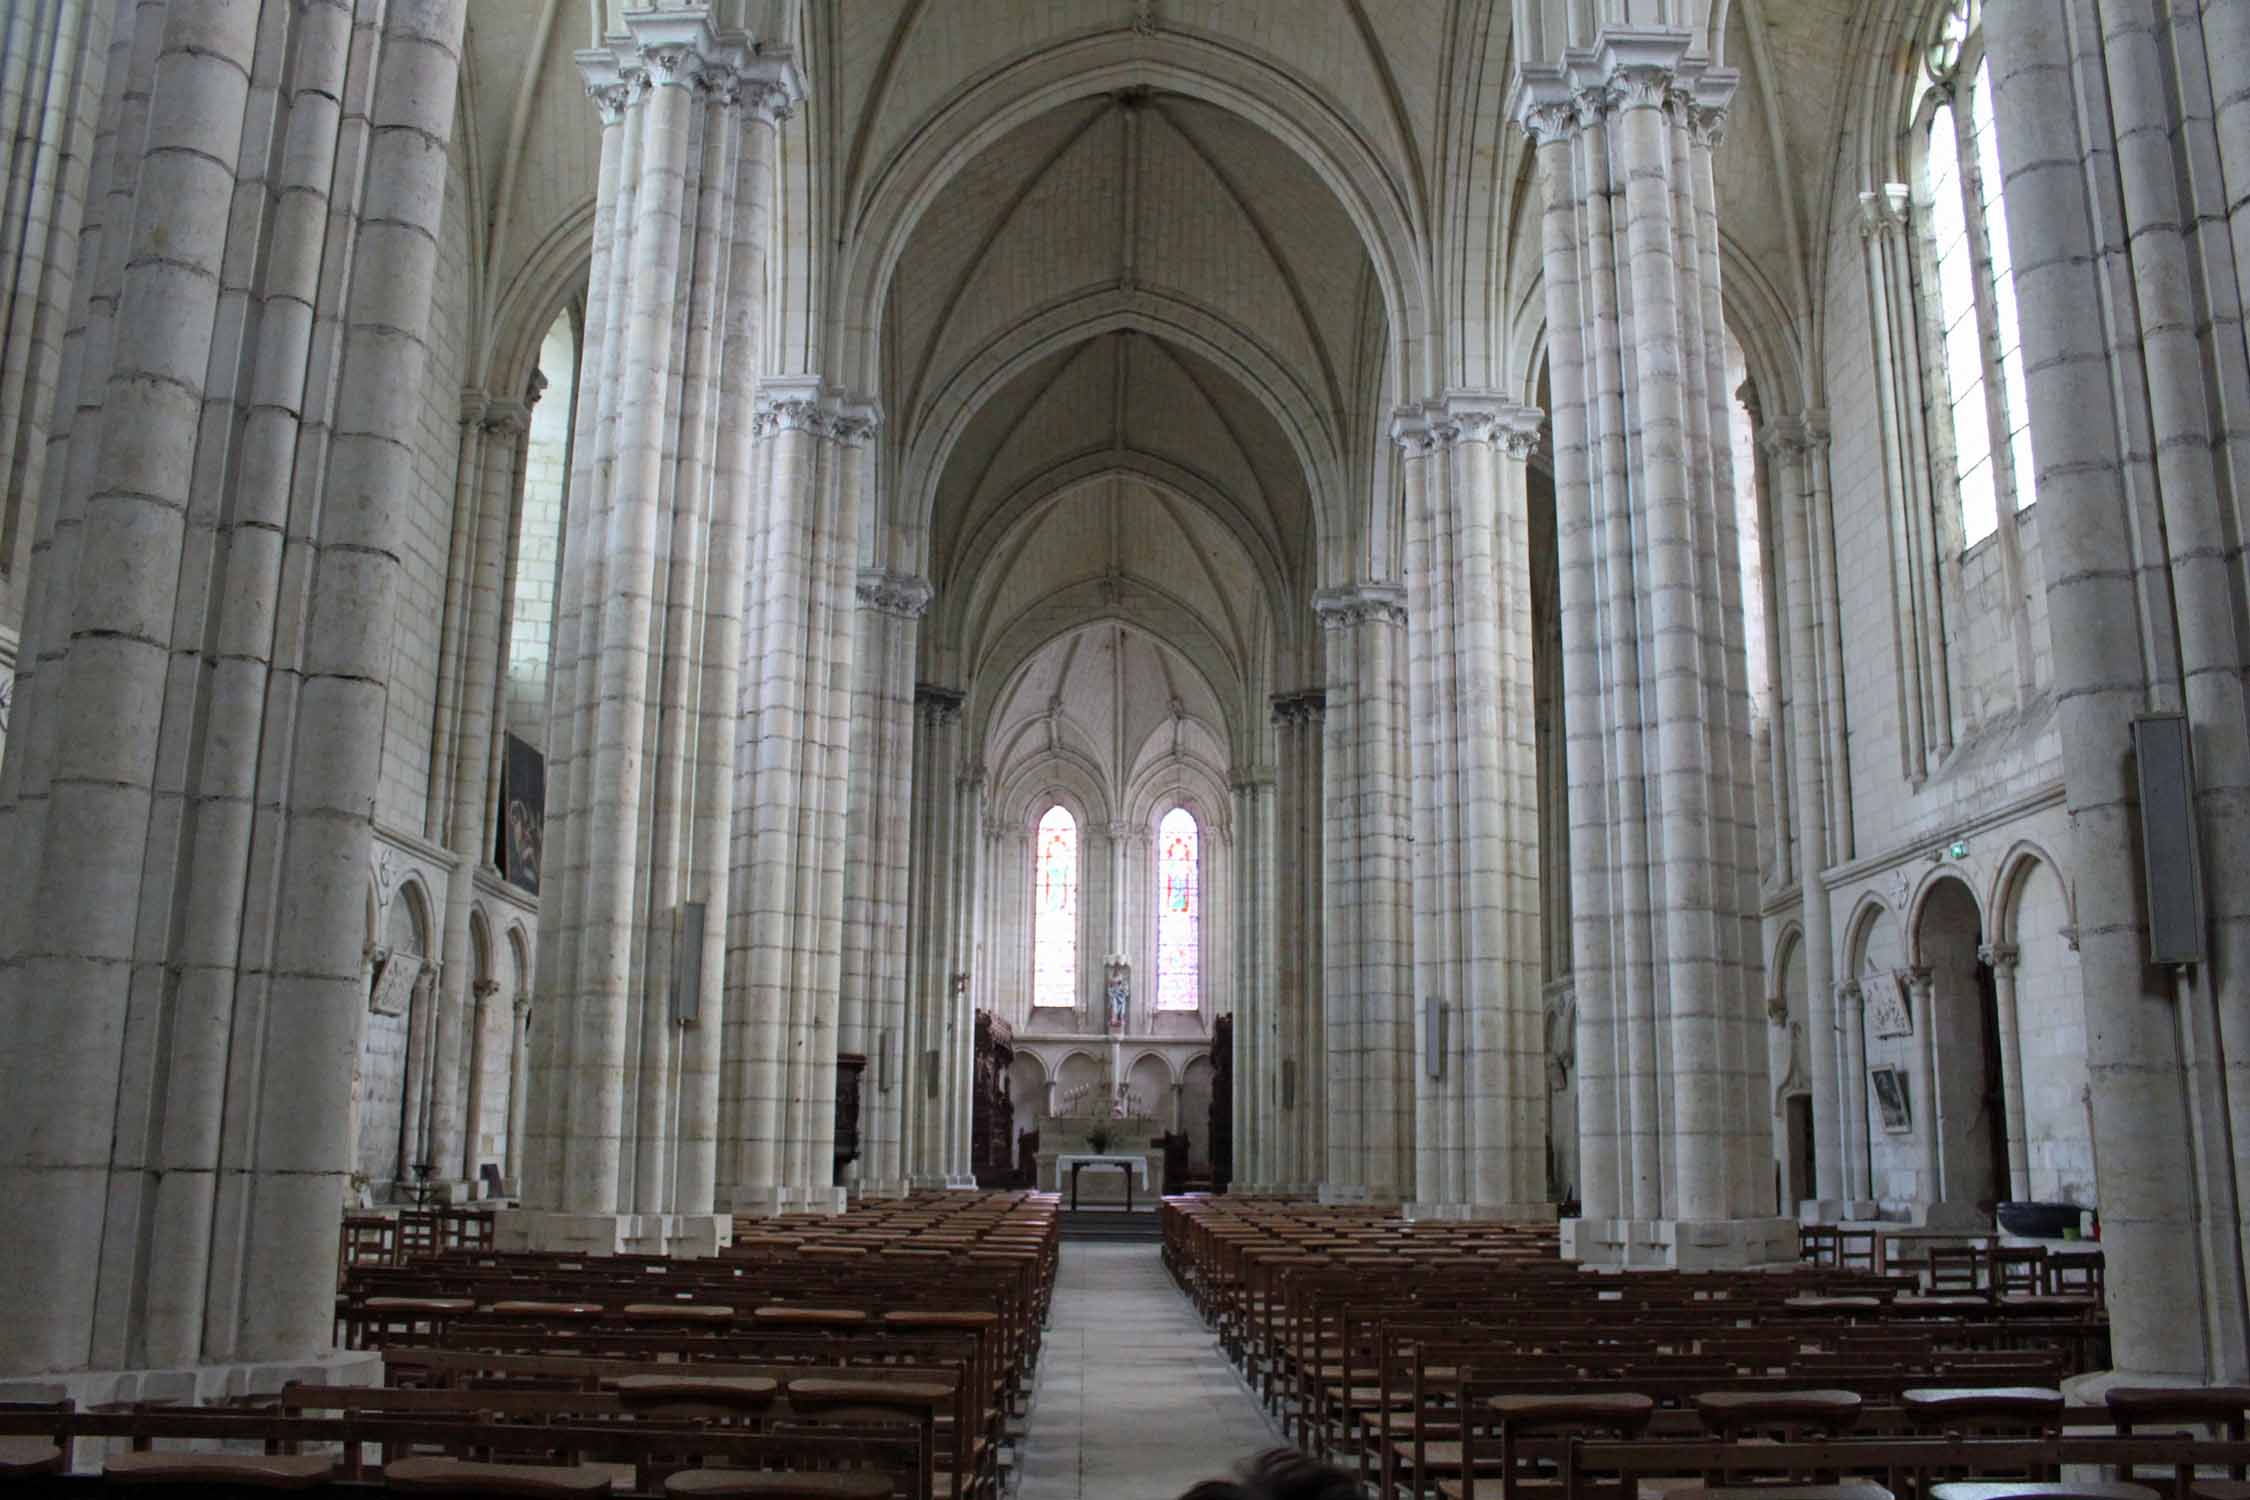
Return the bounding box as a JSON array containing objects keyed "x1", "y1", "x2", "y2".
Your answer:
[{"x1": 1918, "y1": 2, "x2": 2036, "y2": 551}]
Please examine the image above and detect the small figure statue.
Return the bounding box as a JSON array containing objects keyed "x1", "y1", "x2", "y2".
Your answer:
[{"x1": 1104, "y1": 959, "x2": 1129, "y2": 1033}]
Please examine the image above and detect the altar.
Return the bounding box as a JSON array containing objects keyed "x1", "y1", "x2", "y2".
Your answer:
[
  {"x1": 1055, "y1": 1153, "x2": 1150, "y2": 1209},
  {"x1": 1035, "y1": 1115, "x2": 1161, "y2": 1204}
]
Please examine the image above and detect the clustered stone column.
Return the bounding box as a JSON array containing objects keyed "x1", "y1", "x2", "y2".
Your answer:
[
  {"x1": 1397, "y1": 393, "x2": 1551, "y2": 1218},
  {"x1": 1316, "y1": 584, "x2": 1412, "y2": 1200},
  {"x1": 1228, "y1": 770, "x2": 1278, "y2": 1190},
  {"x1": 906, "y1": 685, "x2": 971, "y2": 1188},
  {"x1": 1520, "y1": 28, "x2": 1785, "y2": 1266},
  {"x1": 1980, "y1": 0, "x2": 2250, "y2": 1381},
  {"x1": 1268, "y1": 690, "x2": 1326, "y2": 1193},
  {"x1": 430, "y1": 389, "x2": 537, "y2": 1189},
  {"x1": 0, "y1": 0, "x2": 105, "y2": 596},
  {"x1": 840, "y1": 570, "x2": 932, "y2": 1198},
  {"x1": 1761, "y1": 415, "x2": 1852, "y2": 1215},
  {"x1": 716, "y1": 384, "x2": 879, "y2": 1214},
  {"x1": 517, "y1": 10, "x2": 795, "y2": 1252},
  {"x1": 0, "y1": 0, "x2": 468, "y2": 1383}
]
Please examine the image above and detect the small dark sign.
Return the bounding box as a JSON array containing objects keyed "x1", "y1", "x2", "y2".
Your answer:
[{"x1": 499, "y1": 733, "x2": 545, "y2": 895}]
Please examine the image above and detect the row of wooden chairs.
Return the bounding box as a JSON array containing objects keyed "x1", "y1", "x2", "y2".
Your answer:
[
  {"x1": 1157, "y1": 1196, "x2": 2116, "y2": 1500},
  {"x1": 319, "y1": 1190, "x2": 1062, "y2": 1499}
]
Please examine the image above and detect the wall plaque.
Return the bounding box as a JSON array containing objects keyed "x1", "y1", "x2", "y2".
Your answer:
[
  {"x1": 1868, "y1": 969, "x2": 1913, "y2": 1038},
  {"x1": 369, "y1": 952, "x2": 418, "y2": 1017}
]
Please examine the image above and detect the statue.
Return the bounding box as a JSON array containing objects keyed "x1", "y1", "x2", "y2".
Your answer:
[{"x1": 1104, "y1": 958, "x2": 1129, "y2": 1033}]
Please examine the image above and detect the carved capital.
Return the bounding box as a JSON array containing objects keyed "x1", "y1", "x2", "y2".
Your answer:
[
  {"x1": 513, "y1": 994, "x2": 533, "y2": 1020},
  {"x1": 1979, "y1": 942, "x2": 2020, "y2": 973},
  {"x1": 482, "y1": 400, "x2": 531, "y2": 437},
  {"x1": 1859, "y1": 184, "x2": 1910, "y2": 241},
  {"x1": 459, "y1": 389, "x2": 489, "y2": 427},
  {"x1": 473, "y1": 978, "x2": 502, "y2": 1000},
  {"x1": 1760, "y1": 416, "x2": 1814, "y2": 459},
  {"x1": 1837, "y1": 978, "x2": 1864, "y2": 1005},
  {"x1": 1515, "y1": 67, "x2": 1578, "y2": 147},
  {"x1": 856, "y1": 569, "x2": 932, "y2": 619},
  {"x1": 577, "y1": 49, "x2": 637, "y2": 125},
  {"x1": 754, "y1": 375, "x2": 830, "y2": 440},
  {"x1": 1269, "y1": 688, "x2": 1328, "y2": 726},
  {"x1": 1389, "y1": 404, "x2": 1439, "y2": 454},
  {"x1": 1608, "y1": 63, "x2": 1674, "y2": 109},
  {"x1": 1313, "y1": 582, "x2": 1408, "y2": 631},
  {"x1": 828, "y1": 395, "x2": 882, "y2": 448},
  {"x1": 915, "y1": 683, "x2": 965, "y2": 726}
]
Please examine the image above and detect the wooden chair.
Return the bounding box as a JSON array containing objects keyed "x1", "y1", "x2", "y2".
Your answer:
[
  {"x1": 1927, "y1": 1247, "x2": 1985, "y2": 1294},
  {"x1": 104, "y1": 1453, "x2": 338, "y2": 1489},
  {"x1": 2107, "y1": 1386, "x2": 2250, "y2": 1500},
  {"x1": 665, "y1": 1472, "x2": 892, "y2": 1499},
  {"x1": 1989, "y1": 1248, "x2": 2047, "y2": 1298},
  {"x1": 385, "y1": 1456, "x2": 612, "y2": 1495}
]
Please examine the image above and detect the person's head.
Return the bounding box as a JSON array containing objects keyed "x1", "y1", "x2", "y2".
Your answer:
[{"x1": 1176, "y1": 1448, "x2": 1361, "y2": 1500}]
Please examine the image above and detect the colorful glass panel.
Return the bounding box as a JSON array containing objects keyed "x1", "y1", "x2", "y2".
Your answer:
[
  {"x1": 1032, "y1": 806, "x2": 1078, "y2": 1008},
  {"x1": 1155, "y1": 807, "x2": 1199, "y2": 1011}
]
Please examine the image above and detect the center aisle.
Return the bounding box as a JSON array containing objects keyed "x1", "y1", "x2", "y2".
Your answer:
[{"x1": 1015, "y1": 1240, "x2": 1285, "y2": 1499}]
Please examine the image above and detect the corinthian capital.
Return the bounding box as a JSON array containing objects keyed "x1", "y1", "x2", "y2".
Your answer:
[
  {"x1": 856, "y1": 569, "x2": 932, "y2": 619},
  {"x1": 1859, "y1": 184, "x2": 1910, "y2": 242},
  {"x1": 828, "y1": 393, "x2": 883, "y2": 448},
  {"x1": 1312, "y1": 582, "x2": 1407, "y2": 631},
  {"x1": 754, "y1": 375, "x2": 830, "y2": 440},
  {"x1": 737, "y1": 51, "x2": 806, "y2": 124},
  {"x1": 1513, "y1": 67, "x2": 1577, "y2": 147}
]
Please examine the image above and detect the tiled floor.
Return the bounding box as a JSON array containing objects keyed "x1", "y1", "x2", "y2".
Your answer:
[{"x1": 1014, "y1": 1242, "x2": 1285, "y2": 1499}]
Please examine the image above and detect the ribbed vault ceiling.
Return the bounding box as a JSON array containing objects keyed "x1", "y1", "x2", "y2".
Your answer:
[{"x1": 896, "y1": 88, "x2": 1381, "y2": 603}]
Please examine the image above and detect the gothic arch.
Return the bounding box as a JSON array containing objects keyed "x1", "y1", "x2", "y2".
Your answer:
[
  {"x1": 1904, "y1": 868, "x2": 1984, "y2": 967},
  {"x1": 1842, "y1": 891, "x2": 1898, "y2": 978},
  {"x1": 1988, "y1": 839, "x2": 2073, "y2": 948},
  {"x1": 1128, "y1": 1048, "x2": 1181, "y2": 1089}
]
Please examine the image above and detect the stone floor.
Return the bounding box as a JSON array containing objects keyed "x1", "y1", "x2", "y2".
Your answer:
[{"x1": 1014, "y1": 1241, "x2": 1285, "y2": 1499}]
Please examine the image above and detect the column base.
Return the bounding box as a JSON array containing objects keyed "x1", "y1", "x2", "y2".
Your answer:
[
  {"x1": 493, "y1": 1210, "x2": 735, "y2": 1257},
  {"x1": 853, "y1": 1179, "x2": 913, "y2": 1201},
  {"x1": 1317, "y1": 1183, "x2": 1371, "y2": 1205},
  {"x1": 1799, "y1": 1199, "x2": 1883, "y2": 1223},
  {"x1": 726, "y1": 1186, "x2": 848, "y2": 1216},
  {"x1": 1405, "y1": 1200, "x2": 1562, "y2": 1223},
  {"x1": 1564, "y1": 1215, "x2": 1800, "y2": 1269},
  {"x1": 943, "y1": 1174, "x2": 980, "y2": 1191},
  {"x1": 0, "y1": 1349, "x2": 380, "y2": 1410}
]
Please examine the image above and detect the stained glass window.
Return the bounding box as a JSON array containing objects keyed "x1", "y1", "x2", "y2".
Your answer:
[
  {"x1": 1155, "y1": 806, "x2": 1199, "y2": 1011},
  {"x1": 1032, "y1": 806, "x2": 1078, "y2": 1008}
]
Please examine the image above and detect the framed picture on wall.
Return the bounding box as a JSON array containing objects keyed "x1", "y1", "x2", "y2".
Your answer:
[{"x1": 1870, "y1": 1064, "x2": 1912, "y2": 1134}]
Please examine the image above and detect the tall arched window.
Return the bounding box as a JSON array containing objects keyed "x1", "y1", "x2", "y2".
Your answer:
[
  {"x1": 1032, "y1": 806, "x2": 1079, "y2": 1008},
  {"x1": 1921, "y1": 3, "x2": 2034, "y2": 550},
  {"x1": 1154, "y1": 806, "x2": 1200, "y2": 1012}
]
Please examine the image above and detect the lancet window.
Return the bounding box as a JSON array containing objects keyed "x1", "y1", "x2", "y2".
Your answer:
[
  {"x1": 1032, "y1": 805, "x2": 1079, "y2": 1008},
  {"x1": 1154, "y1": 806, "x2": 1199, "y2": 1012}
]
